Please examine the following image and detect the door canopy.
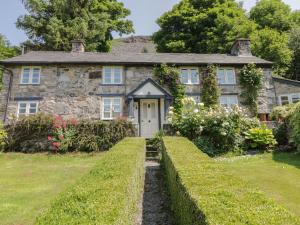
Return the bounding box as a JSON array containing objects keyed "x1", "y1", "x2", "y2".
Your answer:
[{"x1": 127, "y1": 78, "x2": 172, "y2": 99}]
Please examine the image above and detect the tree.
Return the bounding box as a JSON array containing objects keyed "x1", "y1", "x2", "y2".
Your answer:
[
  {"x1": 249, "y1": 0, "x2": 292, "y2": 32},
  {"x1": 291, "y1": 10, "x2": 300, "y2": 25},
  {"x1": 153, "y1": 0, "x2": 256, "y2": 53},
  {"x1": 17, "y1": 0, "x2": 134, "y2": 52},
  {"x1": 288, "y1": 26, "x2": 300, "y2": 80},
  {"x1": 250, "y1": 28, "x2": 293, "y2": 76}
]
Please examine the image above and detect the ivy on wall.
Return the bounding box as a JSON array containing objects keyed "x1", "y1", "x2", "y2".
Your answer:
[
  {"x1": 240, "y1": 63, "x2": 263, "y2": 115},
  {"x1": 201, "y1": 65, "x2": 220, "y2": 107},
  {"x1": 154, "y1": 64, "x2": 185, "y2": 114}
]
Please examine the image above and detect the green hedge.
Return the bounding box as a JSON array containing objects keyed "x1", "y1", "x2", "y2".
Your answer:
[
  {"x1": 36, "y1": 138, "x2": 145, "y2": 225},
  {"x1": 162, "y1": 137, "x2": 299, "y2": 225}
]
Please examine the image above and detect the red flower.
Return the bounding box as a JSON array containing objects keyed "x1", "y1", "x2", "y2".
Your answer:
[
  {"x1": 48, "y1": 136, "x2": 53, "y2": 141},
  {"x1": 59, "y1": 135, "x2": 65, "y2": 140},
  {"x1": 52, "y1": 142, "x2": 61, "y2": 149}
]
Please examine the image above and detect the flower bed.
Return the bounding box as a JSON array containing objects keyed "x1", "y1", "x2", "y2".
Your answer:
[
  {"x1": 162, "y1": 136, "x2": 299, "y2": 225},
  {"x1": 36, "y1": 137, "x2": 145, "y2": 225}
]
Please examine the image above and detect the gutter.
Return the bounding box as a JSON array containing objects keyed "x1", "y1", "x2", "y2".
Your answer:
[{"x1": 2, "y1": 68, "x2": 13, "y2": 124}]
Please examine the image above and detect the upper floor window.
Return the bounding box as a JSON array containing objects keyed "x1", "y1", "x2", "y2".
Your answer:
[
  {"x1": 217, "y1": 68, "x2": 236, "y2": 85},
  {"x1": 18, "y1": 101, "x2": 38, "y2": 117},
  {"x1": 180, "y1": 68, "x2": 199, "y2": 84},
  {"x1": 21, "y1": 67, "x2": 41, "y2": 84},
  {"x1": 103, "y1": 67, "x2": 123, "y2": 84},
  {"x1": 102, "y1": 97, "x2": 122, "y2": 120},
  {"x1": 220, "y1": 95, "x2": 238, "y2": 107},
  {"x1": 279, "y1": 93, "x2": 300, "y2": 105}
]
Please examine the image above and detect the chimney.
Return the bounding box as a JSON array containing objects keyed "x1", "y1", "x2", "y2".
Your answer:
[
  {"x1": 71, "y1": 40, "x2": 85, "y2": 52},
  {"x1": 231, "y1": 38, "x2": 252, "y2": 57}
]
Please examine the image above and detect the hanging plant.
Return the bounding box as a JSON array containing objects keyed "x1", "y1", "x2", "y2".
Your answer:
[
  {"x1": 201, "y1": 65, "x2": 220, "y2": 107},
  {"x1": 240, "y1": 63, "x2": 263, "y2": 115},
  {"x1": 154, "y1": 64, "x2": 185, "y2": 114}
]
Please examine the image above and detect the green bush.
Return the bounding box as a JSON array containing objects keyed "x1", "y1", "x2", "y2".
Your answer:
[
  {"x1": 0, "y1": 122, "x2": 7, "y2": 151},
  {"x1": 244, "y1": 125, "x2": 277, "y2": 150},
  {"x1": 36, "y1": 138, "x2": 145, "y2": 225},
  {"x1": 162, "y1": 137, "x2": 299, "y2": 225},
  {"x1": 289, "y1": 102, "x2": 300, "y2": 152}
]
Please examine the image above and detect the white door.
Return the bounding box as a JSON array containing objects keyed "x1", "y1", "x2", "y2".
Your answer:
[{"x1": 140, "y1": 99, "x2": 159, "y2": 138}]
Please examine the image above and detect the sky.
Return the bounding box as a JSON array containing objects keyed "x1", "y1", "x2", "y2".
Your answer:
[{"x1": 0, "y1": 0, "x2": 299, "y2": 45}]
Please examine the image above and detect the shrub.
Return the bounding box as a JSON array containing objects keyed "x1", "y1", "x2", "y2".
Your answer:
[
  {"x1": 273, "y1": 122, "x2": 289, "y2": 146},
  {"x1": 289, "y1": 102, "x2": 300, "y2": 152},
  {"x1": 36, "y1": 138, "x2": 145, "y2": 225},
  {"x1": 162, "y1": 137, "x2": 300, "y2": 225},
  {"x1": 0, "y1": 122, "x2": 7, "y2": 151},
  {"x1": 5, "y1": 113, "x2": 53, "y2": 152},
  {"x1": 169, "y1": 97, "x2": 260, "y2": 156},
  {"x1": 270, "y1": 104, "x2": 295, "y2": 122},
  {"x1": 201, "y1": 65, "x2": 220, "y2": 107},
  {"x1": 244, "y1": 125, "x2": 277, "y2": 150}
]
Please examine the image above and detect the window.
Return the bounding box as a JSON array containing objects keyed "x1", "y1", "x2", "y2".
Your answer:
[
  {"x1": 102, "y1": 98, "x2": 122, "y2": 120},
  {"x1": 220, "y1": 95, "x2": 238, "y2": 107},
  {"x1": 103, "y1": 67, "x2": 123, "y2": 84},
  {"x1": 279, "y1": 93, "x2": 300, "y2": 105},
  {"x1": 17, "y1": 101, "x2": 38, "y2": 117},
  {"x1": 180, "y1": 68, "x2": 199, "y2": 84},
  {"x1": 21, "y1": 67, "x2": 41, "y2": 84},
  {"x1": 217, "y1": 68, "x2": 236, "y2": 85}
]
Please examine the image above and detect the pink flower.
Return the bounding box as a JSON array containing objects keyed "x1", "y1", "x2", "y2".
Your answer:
[
  {"x1": 48, "y1": 136, "x2": 53, "y2": 141},
  {"x1": 52, "y1": 142, "x2": 61, "y2": 149},
  {"x1": 59, "y1": 135, "x2": 65, "y2": 140},
  {"x1": 69, "y1": 118, "x2": 77, "y2": 126}
]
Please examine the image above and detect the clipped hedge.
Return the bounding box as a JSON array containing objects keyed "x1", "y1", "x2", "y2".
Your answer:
[
  {"x1": 36, "y1": 138, "x2": 145, "y2": 225},
  {"x1": 162, "y1": 137, "x2": 299, "y2": 225}
]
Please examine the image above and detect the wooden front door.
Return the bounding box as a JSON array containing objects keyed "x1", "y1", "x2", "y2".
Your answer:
[{"x1": 140, "y1": 99, "x2": 159, "y2": 138}]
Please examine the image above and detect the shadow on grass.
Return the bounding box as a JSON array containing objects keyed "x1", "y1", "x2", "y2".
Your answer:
[{"x1": 272, "y1": 151, "x2": 300, "y2": 169}]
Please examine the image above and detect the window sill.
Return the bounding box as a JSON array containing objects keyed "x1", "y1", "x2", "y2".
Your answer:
[
  {"x1": 19, "y1": 84, "x2": 41, "y2": 86},
  {"x1": 100, "y1": 84, "x2": 125, "y2": 86}
]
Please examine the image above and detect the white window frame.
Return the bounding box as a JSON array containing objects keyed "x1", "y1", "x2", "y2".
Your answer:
[
  {"x1": 217, "y1": 68, "x2": 236, "y2": 85},
  {"x1": 279, "y1": 93, "x2": 300, "y2": 105},
  {"x1": 180, "y1": 68, "x2": 200, "y2": 85},
  {"x1": 220, "y1": 95, "x2": 238, "y2": 107},
  {"x1": 17, "y1": 101, "x2": 39, "y2": 117},
  {"x1": 20, "y1": 66, "x2": 41, "y2": 84},
  {"x1": 102, "y1": 66, "x2": 123, "y2": 85},
  {"x1": 101, "y1": 97, "x2": 123, "y2": 120}
]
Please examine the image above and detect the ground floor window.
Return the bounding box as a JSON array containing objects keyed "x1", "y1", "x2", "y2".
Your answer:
[
  {"x1": 102, "y1": 97, "x2": 122, "y2": 120},
  {"x1": 279, "y1": 93, "x2": 300, "y2": 105},
  {"x1": 17, "y1": 101, "x2": 38, "y2": 117},
  {"x1": 220, "y1": 95, "x2": 238, "y2": 107}
]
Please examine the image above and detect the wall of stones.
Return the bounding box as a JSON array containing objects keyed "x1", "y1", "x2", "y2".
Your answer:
[{"x1": 273, "y1": 78, "x2": 300, "y2": 96}]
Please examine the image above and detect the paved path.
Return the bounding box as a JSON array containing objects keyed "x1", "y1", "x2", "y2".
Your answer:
[{"x1": 135, "y1": 160, "x2": 174, "y2": 225}]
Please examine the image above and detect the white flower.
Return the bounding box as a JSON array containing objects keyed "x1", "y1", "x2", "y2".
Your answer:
[
  {"x1": 221, "y1": 132, "x2": 227, "y2": 136},
  {"x1": 194, "y1": 109, "x2": 199, "y2": 113},
  {"x1": 198, "y1": 102, "x2": 204, "y2": 107},
  {"x1": 167, "y1": 118, "x2": 172, "y2": 123}
]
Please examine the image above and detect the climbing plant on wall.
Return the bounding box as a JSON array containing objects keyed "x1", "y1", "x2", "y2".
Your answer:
[
  {"x1": 240, "y1": 63, "x2": 263, "y2": 115},
  {"x1": 154, "y1": 64, "x2": 185, "y2": 114},
  {"x1": 201, "y1": 65, "x2": 220, "y2": 107}
]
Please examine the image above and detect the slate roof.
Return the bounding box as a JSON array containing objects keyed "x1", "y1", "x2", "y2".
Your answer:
[
  {"x1": 273, "y1": 76, "x2": 300, "y2": 87},
  {"x1": 1, "y1": 51, "x2": 273, "y2": 66}
]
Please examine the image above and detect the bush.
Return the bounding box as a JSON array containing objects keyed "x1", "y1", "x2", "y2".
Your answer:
[
  {"x1": 289, "y1": 102, "x2": 300, "y2": 152},
  {"x1": 244, "y1": 125, "x2": 277, "y2": 150},
  {"x1": 36, "y1": 138, "x2": 145, "y2": 225},
  {"x1": 169, "y1": 97, "x2": 260, "y2": 156},
  {"x1": 0, "y1": 122, "x2": 7, "y2": 151},
  {"x1": 5, "y1": 114, "x2": 136, "y2": 153},
  {"x1": 273, "y1": 122, "x2": 289, "y2": 146},
  {"x1": 162, "y1": 137, "x2": 300, "y2": 225},
  {"x1": 270, "y1": 104, "x2": 295, "y2": 122}
]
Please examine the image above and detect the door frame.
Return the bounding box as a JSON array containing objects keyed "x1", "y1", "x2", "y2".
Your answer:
[{"x1": 138, "y1": 98, "x2": 161, "y2": 137}]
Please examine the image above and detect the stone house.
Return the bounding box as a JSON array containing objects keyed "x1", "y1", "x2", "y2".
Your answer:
[{"x1": 0, "y1": 38, "x2": 300, "y2": 137}]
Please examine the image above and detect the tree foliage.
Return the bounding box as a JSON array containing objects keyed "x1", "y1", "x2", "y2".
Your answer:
[
  {"x1": 250, "y1": 28, "x2": 293, "y2": 76},
  {"x1": 249, "y1": 0, "x2": 292, "y2": 32},
  {"x1": 201, "y1": 65, "x2": 220, "y2": 107},
  {"x1": 153, "y1": 0, "x2": 256, "y2": 53},
  {"x1": 288, "y1": 26, "x2": 300, "y2": 80},
  {"x1": 17, "y1": 0, "x2": 134, "y2": 52}
]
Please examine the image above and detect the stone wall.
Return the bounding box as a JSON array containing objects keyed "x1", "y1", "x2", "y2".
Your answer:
[
  {"x1": 273, "y1": 77, "x2": 300, "y2": 96},
  {"x1": 0, "y1": 64, "x2": 277, "y2": 122}
]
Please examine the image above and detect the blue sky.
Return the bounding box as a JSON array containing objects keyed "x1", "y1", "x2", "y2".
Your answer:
[{"x1": 0, "y1": 0, "x2": 299, "y2": 45}]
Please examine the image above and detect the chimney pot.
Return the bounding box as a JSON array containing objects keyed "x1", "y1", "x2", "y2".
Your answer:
[
  {"x1": 71, "y1": 40, "x2": 85, "y2": 52},
  {"x1": 231, "y1": 38, "x2": 252, "y2": 57}
]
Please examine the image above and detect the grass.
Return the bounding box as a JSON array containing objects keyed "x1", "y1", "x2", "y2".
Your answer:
[
  {"x1": 36, "y1": 138, "x2": 145, "y2": 225},
  {"x1": 162, "y1": 137, "x2": 300, "y2": 225},
  {"x1": 215, "y1": 152, "x2": 300, "y2": 217},
  {"x1": 0, "y1": 152, "x2": 104, "y2": 225}
]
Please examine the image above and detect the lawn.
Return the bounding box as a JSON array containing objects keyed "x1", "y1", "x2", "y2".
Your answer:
[
  {"x1": 215, "y1": 152, "x2": 300, "y2": 217},
  {"x1": 0, "y1": 152, "x2": 104, "y2": 225}
]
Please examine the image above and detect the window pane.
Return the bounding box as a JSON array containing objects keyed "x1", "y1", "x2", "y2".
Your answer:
[
  {"x1": 228, "y1": 96, "x2": 238, "y2": 105},
  {"x1": 181, "y1": 69, "x2": 189, "y2": 84},
  {"x1": 103, "y1": 112, "x2": 111, "y2": 119},
  {"x1": 217, "y1": 69, "x2": 225, "y2": 84},
  {"x1": 103, "y1": 99, "x2": 111, "y2": 113},
  {"x1": 32, "y1": 68, "x2": 40, "y2": 84},
  {"x1": 220, "y1": 96, "x2": 228, "y2": 107},
  {"x1": 114, "y1": 68, "x2": 122, "y2": 84},
  {"x1": 292, "y1": 94, "x2": 300, "y2": 103},
  {"x1": 226, "y1": 69, "x2": 235, "y2": 84},
  {"x1": 191, "y1": 69, "x2": 199, "y2": 84},
  {"x1": 281, "y1": 96, "x2": 289, "y2": 105},
  {"x1": 104, "y1": 68, "x2": 112, "y2": 84},
  {"x1": 19, "y1": 104, "x2": 26, "y2": 114},
  {"x1": 22, "y1": 68, "x2": 30, "y2": 83},
  {"x1": 113, "y1": 99, "x2": 121, "y2": 113},
  {"x1": 112, "y1": 111, "x2": 121, "y2": 118}
]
